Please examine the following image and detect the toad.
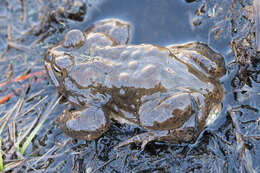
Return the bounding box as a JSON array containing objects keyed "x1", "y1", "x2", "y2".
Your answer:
[{"x1": 44, "y1": 18, "x2": 226, "y2": 148}]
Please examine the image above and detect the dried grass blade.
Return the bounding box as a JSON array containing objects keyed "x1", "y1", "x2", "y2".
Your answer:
[
  {"x1": 19, "y1": 94, "x2": 61, "y2": 155},
  {"x1": 230, "y1": 110, "x2": 256, "y2": 173},
  {"x1": 16, "y1": 97, "x2": 48, "y2": 153},
  {"x1": 19, "y1": 115, "x2": 44, "y2": 155},
  {"x1": 22, "y1": 95, "x2": 48, "y2": 116},
  {"x1": 3, "y1": 160, "x2": 23, "y2": 172},
  {"x1": 0, "y1": 99, "x2": 22, "y2": 135},
  {"x1": 0, "y1": 137, "x2": 3, "y2": 171}
]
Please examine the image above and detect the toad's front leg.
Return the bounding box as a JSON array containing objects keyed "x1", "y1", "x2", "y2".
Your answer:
[{"x1": 57, "y1": 106, "x2": 110, "y2": 140}]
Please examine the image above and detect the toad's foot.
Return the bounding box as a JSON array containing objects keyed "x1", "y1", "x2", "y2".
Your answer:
[{"x1": 115, "y1": 127, "x2": 196, "y2": 150}]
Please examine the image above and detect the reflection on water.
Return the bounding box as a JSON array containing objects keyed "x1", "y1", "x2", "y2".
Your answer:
[
  {"x1": 84, "y1": 0, "x2": 231, "y2": 55},
  {"x1": 85, "y1": 0, "x2": 204, "y2": 45}
]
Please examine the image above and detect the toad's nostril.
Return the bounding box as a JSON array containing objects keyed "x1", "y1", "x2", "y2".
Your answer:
[{"x1": 63, "y1": 29, "x2": 86, "y2": 48}]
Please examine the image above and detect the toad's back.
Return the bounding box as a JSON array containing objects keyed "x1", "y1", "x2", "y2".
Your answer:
[{"x1": 68, "y1": 44, "x2": 214, "y2": 94}]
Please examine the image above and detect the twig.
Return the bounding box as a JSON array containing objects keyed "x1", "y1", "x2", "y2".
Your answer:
[
  {"x1": 22, "y1": 95, "x2": 48, "y2": 116},
  {"x1": 0, "y1": 71, "x2": 47, "y2": 104},
  {"x1": 0, "y1": 70, "x2": 46, "y2": 88},
  {"x1": 19, "y1": 0, "x2": 27, "y2": 24},
  {"x1": 11, "y1": 120, "x2": 16, "y2": 145},
  {"x1": 7, "y1": 41, "x2": 33, "y2": 52},
  {"x1": 16, "y1": 109, "x2": 42, "y2": 148},
  {"x1": 92, "y1": 154, "x2": 118, "y2": 173},
  {"x1": 229, "y1": 110, "x2": 256, "y2": 173},
  {"x1": 0, "y1": 99, "x2": 22, "y2": 135},
  {"x1": 25, "y1": 89, "x2": 45, "y2": 102},
  {"x1": 7, "y1": 24, "x2": 12, "y2": 41},
  {"x1": 120, "y1": 152, "x2": 128, "y2": 173}
]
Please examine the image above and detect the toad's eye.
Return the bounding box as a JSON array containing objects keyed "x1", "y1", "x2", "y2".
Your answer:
[
  {"x1": 53, "y1": 65, "x2": 62, "y2": 76},
  {"x1": 63, "y1": 29, "x2": 85, "y2": 48}
]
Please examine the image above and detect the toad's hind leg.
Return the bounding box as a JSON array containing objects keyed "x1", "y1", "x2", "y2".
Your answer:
[
  {"x1": 167, "y1": 42, "x2": 226, "y2": 78},
  {"x1": 58, "y1": 106, "x2": 110, "y2": 140},
  {"x1": 115, "y1": 127, "x2": 196, "y2": 150}
]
